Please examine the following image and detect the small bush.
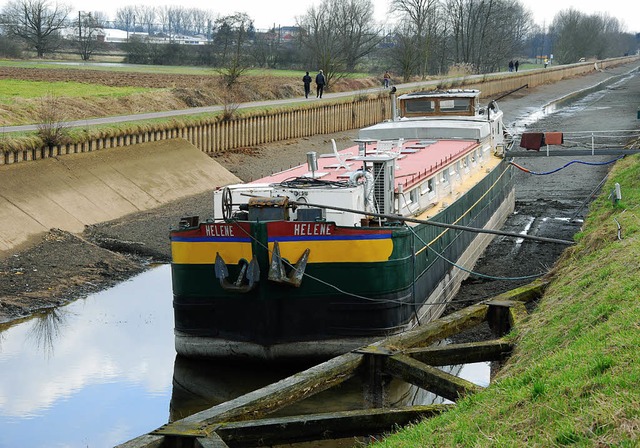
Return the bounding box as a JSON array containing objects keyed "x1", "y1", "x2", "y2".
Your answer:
[{"x1": 35, "y1": 94, "x2": 70, "y2": 147}]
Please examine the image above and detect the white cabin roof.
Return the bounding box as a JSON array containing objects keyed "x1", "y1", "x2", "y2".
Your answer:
[
  {"x1": 397, "y1": 89, "x2": 481, "y2": 101},
  {"x1": 359, "y1": 118, "x2": 491, "y2": 141}
]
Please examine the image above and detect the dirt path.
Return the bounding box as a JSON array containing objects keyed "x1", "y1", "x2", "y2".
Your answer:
[{"x1": 1, "y1": 63, "x2": 638, "y2": 325}]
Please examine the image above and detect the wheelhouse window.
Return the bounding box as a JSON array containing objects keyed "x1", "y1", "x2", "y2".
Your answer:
[
  {"x1": 404, "y1": 99, "x2": 435, "y2": 114},
  {"x1": 440, "y1": 98, "x2": 471, "y2": 113}
]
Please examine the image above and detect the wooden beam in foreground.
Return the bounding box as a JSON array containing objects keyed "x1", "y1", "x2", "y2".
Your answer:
[
  {"x1": 195, "y1": 432, "x2": 229, "y2": 448},
  {"x1": 151, "y1": 352, "x2": 363, "y2": 437},
  {"x1": 213, "y1": 405, "x2": 452, "y2": 447},
  {"x1": 404, "y1": 339, "x2": 514, "y2": 365},
  {"x1": 384, "y1": 354, "x2": 481, "y2": 402}
]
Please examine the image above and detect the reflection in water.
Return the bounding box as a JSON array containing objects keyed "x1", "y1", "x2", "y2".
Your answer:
[
  {"x1": 26, "y1": 308, "x2": 70, "y2": 358},
  {"x1": 0, "y1": 266, "x2": 175, "y2": 448}
]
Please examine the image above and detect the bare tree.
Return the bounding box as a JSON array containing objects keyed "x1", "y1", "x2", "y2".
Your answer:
[
  {"x1": 2, "y1": 0, "x2": 70, "y2": 57},
  {"x1": 136, "y1": 5, "x2": 157, "y2": 35},
  {"x1": 297, "y1": 4, "x2": 344, "y2": 87},
  {"x1": 333, "y1": 0, "x2": 382, "y2": 71},
  {"x1": 390, "y1": 0, "x2": 440, "y2": 79},
  {"x1": 444, "y1": 0, "x2": 529, "y2": 73},
  {"x1": 298, "y1": 0, "x2": 381, "y2": 86},
  {"x1": 551, "y1": 9, "x2": 631, "y2": 63},
  {"x1": 190, "y1": 8, "x2": 212, "y2": 36},
  {"x1": 213, "y1": 13, "x2": 253, "y2": 87},
  {"x1": 387, "y1": 23, "x2": 422, "y2": 81},
  {"x1": 74, "y1": 11, "x2": 103, "y2": 61},
  {"x1": 115, "y1": 6, "x2": 136, "y2": 38},
  {"x1": 251, "y1": 29, "x2": 283, "y2": 68}
]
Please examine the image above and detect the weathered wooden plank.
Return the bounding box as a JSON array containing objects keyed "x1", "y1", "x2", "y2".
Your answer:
[
  {"x1": 151, "y1": 352, "x2": 363, "y2": 438},
  {"x1": 508, "y1": 301, "x2": 529, "y2": 330},
  {"x1": 115, "y1": 434, "x2": 164, "y2": 448},
  {"x1": 381, "y1": 303, "x2": 489, "y2": 349},
  {"x1": 215, "y1": 405, "x2": 452, "y2": 447},
  {"x1": 488, "y1": 279, "x2": 549, "y2": 304},
  {"x1": 404, "y1": 339, "x2": 514, "y2": 365},
  {"x1": 384, "y1": 354, "x2": 481, "y2": 402},
  {"x1": 195, "y1": 433, "x2": 229, "y2": 448},
  {"x1": 119, "y1": 281, "x2": 546, "y2": 448}
]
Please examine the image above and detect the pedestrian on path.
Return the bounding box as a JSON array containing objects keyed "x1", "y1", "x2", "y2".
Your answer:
[
  {"x1": 302, "y1": 71, "x2": 312, "y2": 98},
  {"x1": 383, "y1": 70, "x2": 391, "y2": 88},
  {"x1": 315, "y1": 70, "x2": 326, "y2": 98},
  {"x1": 515, "y1": 60, "x2": 519, "y2": 72}
]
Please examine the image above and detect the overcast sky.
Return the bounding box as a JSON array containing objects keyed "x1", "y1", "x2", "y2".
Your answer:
[{"x1": 1, "y1": 0, "x2": 638, "y2": 33}]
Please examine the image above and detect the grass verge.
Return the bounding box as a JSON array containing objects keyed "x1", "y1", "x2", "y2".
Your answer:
[
  {"x1": 374, "y1": 155, "x2": 640, "y2": 447},
  {"x1": 0, "y1": 79, "x2": 150, "y2": 102}
]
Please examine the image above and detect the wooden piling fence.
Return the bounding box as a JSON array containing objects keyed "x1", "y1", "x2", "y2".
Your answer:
[{"x1": 118, "y1": 279, "x2": 548, "y2": 448}]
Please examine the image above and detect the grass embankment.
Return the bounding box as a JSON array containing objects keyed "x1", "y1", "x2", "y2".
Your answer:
[{"x1": 376, "y1": 155, "x2": 640, "y2": 447}]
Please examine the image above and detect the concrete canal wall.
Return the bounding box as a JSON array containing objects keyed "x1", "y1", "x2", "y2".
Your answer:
[{"x1": 0, "y1": 139, "x2": 240, "y2": 254}]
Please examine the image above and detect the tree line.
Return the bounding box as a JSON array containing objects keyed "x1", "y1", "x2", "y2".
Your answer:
[{"x1": 1, "y1": 0, "x2": 637, "y2": 86}]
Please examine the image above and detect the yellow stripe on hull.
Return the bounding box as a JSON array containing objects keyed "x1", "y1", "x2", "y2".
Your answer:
[
  {"x1": 272, "y1": 239, "x2": 393, "y2": 263},
  {"x1": 172, "y1": 241, "x2": 253, "y2": 264}
]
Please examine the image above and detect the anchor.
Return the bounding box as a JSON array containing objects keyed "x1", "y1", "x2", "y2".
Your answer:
[
  {"x1": 214, "y1": 253, "x2": 260, "y2": 293},
  {"x1": 268, "y1": 241, "x2": 310, "y2": 287}
]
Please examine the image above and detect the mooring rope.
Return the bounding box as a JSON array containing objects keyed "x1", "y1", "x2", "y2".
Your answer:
[
  {"x1": 286, "y1": 199, "x2": 575, "y2": 246},
  {"x1": 509, "y1": 155, "x2": 624, "y2": 175},
  {"x1": 227, "y1": 218, "x2": 520, "y2": 308},
  {"x1": 407, "y1": 226, "x2": 548, "y2": 281}
]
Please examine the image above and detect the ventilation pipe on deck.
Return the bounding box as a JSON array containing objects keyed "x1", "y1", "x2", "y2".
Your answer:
[
  {"x1": 390, "y1": 86, "x2": 398, "y2": 120},
  {"x1": 306, "y1": 151, "x2": 318, "y2": 178}
]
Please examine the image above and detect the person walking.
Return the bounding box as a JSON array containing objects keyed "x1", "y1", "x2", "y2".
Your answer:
[
  {"x1": 514, "y1": 60, "x2": 519, "y2": 72},
  {"x1": 302, "y1": 71, "x2": 312, "y2": 98},
  {"x1": 383, "y1": 70, "x2": 391, "y2": 88},
  {"x1": 508, "y1": 60, "x2": 514, "y2": 72},
  {"x1": 315, "y1": 70, "x2": 325, "y2": 98}
]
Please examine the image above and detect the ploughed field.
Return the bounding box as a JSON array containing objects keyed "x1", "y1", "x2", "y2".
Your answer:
[{"x1": 0, "y1": 66, "x2": 220, "y2": 88}]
